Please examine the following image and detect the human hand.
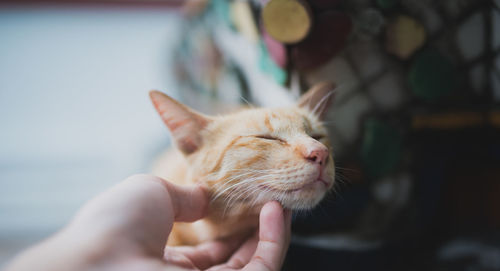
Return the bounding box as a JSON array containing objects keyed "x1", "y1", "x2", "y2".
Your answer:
[
  {"x1": 5, "y1": 174, "x2": 292, "y2": 271},
  {"x1": 164, "y1": 200, "x2": 292, "y2": 271}
]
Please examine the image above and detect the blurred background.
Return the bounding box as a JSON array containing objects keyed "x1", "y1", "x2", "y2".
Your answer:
[
  {"x1": 0, "y1": 1, "x2": 183, "y2": 265},
  {"x1": 1, "y1": 0, "x2": 500, "y2": 270}
]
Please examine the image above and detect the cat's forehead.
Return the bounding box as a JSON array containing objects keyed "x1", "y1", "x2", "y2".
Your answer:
[{"x1": 215, "y1": 107, "x2": 324, "y2": 135}]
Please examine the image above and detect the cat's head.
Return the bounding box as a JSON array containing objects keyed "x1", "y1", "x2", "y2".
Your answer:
[{"x1": 150, "y1": 82, "x2": 336, "y2": 213}]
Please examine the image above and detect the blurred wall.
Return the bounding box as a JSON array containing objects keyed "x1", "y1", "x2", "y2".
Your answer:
[{"x1": 0, "y1": 5, "x2": 180, "y2": 265}]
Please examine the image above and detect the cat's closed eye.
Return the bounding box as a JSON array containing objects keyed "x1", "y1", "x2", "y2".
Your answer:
[
  {"x1": 255, "y1": 135, "x2": 283, "y2": 142},
  {"x1": 311, "y1": 134, "x2": 325, "y2": 141}
]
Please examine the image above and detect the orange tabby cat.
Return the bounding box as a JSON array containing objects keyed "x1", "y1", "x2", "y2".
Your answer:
[{"x1": 150, "y1": 82, "x2": 336, "y2": 246}]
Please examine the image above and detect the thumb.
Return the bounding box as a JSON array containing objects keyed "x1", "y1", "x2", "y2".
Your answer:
[{"x1": 161, "y1": 179, "x2": 209, "y2": 222}]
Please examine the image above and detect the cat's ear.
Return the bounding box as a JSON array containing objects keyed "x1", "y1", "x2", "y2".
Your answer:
[
  {"x1": 297, "y1": 81, "x2": 336, "y2": 120},
  {"x1": 149, "y1": 90, "x2": 211, "y2": 155}
]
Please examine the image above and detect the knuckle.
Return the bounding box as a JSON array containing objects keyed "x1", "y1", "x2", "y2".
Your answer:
[
  {"x1": 228, "y1": 257, "x2": 246, "y2": 269},
  {"x1": 251, "y1": 255, "x2": 274, "y2": 271}
]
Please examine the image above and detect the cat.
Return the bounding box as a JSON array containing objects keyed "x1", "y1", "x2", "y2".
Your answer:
[{"x1": 150, "y1": 82, "x2": 336, "y2": 246}]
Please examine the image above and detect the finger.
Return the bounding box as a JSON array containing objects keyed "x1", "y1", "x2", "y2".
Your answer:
[
  {"x1": 223, "y1": 231, "x2": 259, "y2": 269},
  {"x1": 163, "y1": 248, "x2": 198, "y2": 269},
  {"x1": 243, "y1": 201, "x2": 289, "y2": 271},
  {"x1": 282, "y1": 208, "x2": 292, "y2": 263},
  {"x1": 161, "y1": 180, "x2": 209, "y2": 222},
  {"x1": 204, "y1": 231, "x2": 259, "y2": 270},
  {"x1": 206, "y1": 204, "x2": 291, "y2": 271},
  {"x1": 116, "y1": 174, "x2": 209, "y2": 223},
  {"x1": 116, "y1": 259, "x2": 193, "y2": 271},
  {"x1": 224, "y1": 204, "x2": 291, "y2": 270},
  {"x1": 165, "y1": 234, "x2": 247, "y2": 270}
]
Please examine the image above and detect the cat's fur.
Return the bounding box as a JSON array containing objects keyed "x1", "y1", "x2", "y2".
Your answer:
[{"x1": 150, "y1": 82, "x2": 336, "y2": 246}]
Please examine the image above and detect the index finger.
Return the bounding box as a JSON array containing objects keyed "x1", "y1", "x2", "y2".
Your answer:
[{"x1": 243, "y1": 201, "x2": 292, "y2": 271}]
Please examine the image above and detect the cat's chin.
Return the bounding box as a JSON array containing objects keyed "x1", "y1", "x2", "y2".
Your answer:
[
  {"x1": 278, "y1": 180, "x2": 330, "y2": 210},
  {"x1": 253, "y1": 176, "x2": 331, "y2": 210}
]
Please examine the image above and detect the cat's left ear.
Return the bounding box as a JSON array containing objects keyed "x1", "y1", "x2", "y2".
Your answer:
[
  {"x1": 297, "y1": 81, "x2": 336, "y2": 120},
  {"x1": 149, "y1": 90, "x2": 211, "y2": 155}
]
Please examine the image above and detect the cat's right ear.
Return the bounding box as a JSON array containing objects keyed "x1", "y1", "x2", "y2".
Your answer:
[
  {"x1": 297, "y1": 81, "x2": 336, "y2": 120},
  {"x1": 149, "y1": 90, "x2": 211, "y2": 155}
]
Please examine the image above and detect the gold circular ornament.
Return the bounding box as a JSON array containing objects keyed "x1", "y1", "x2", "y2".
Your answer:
[
  {"x1": 386, "y1": 15, "x2": 427, "y2": 59},
  {"x1": 262, "y1": 0, "x2": 312, "y2": 44}
]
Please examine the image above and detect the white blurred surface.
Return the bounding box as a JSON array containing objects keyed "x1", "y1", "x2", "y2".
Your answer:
[{"x1": 0, "y1": 6, "x2": 180, "y2": 265}]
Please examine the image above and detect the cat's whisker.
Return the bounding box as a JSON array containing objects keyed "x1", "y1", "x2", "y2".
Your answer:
[
  {"x1": 246, "y1": 188, "x2": 261, "y2": 210},
  {"x1": 226, "y1": 184, "x2": 261, "y2": 213},
  {"x1": 222, "y1": 185, "x2": 250, "y2": 214},
  {"x1": 334, "y1": 172, "x2": 351, "y2": 186},
  {"x1": 212, "y1": 172, "x2": 277, "y2": 196},
  {"x1": 216, "y1": 180, "x2": 263, "y2": 208},
  {"x1": 312, "y1": 90, "x2": 334, "y2": 117},
  {"x1": 225, "y1": 168, "x2": 288, "y2": 174},
  {"x1": 320, "y1": 120, "x2": 337, "y2": 125},
  {"x1": 212, "y1": 172, "x2": 263, "y2": 200},
  {"x1": 239, "y1": 95, "x2": 254, "y2": 108},
  {"x1": 225, "y1": 167, "x2": 277, "y2": 172}
]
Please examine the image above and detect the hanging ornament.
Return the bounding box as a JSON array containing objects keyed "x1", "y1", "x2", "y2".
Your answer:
[
  {"x1": 386, "y1": 15, "x2": 427, "y2": 59},
  {"x1": 262, "y1": 0, "x2": 313, "y2": 44},
  {"x1": 230, "y1": 1, "x2": 259, "y2": 42},
  {"x1": 262, "y1": 29, "x2": 288, "y2": 68}
]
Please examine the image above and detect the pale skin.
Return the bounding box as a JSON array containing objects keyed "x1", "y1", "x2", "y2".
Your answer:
[{"x1": 4, "y1": 174, "x2": 292, "y2": 271}]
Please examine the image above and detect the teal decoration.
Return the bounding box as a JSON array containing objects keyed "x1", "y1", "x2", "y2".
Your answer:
[
  {"x1": 409, "y1": 48, "x2": 456, "y2": 102},
  {"x1": 258, "y1": 41, "x2": 287, "y2": 85},
  {"x1": 376, "y1": 0, "x2": 399, "y2": 9},
  {"x1": 211, "y1": 0, "x2": 233, "y2": 29},
  {"x1": 361, "y1": 119, "x2": 402, "y2": 179}
]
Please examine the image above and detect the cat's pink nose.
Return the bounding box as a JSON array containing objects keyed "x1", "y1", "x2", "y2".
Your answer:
[{"x1": 304, "y1": 145, "x2": 329, "y2": 167}]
